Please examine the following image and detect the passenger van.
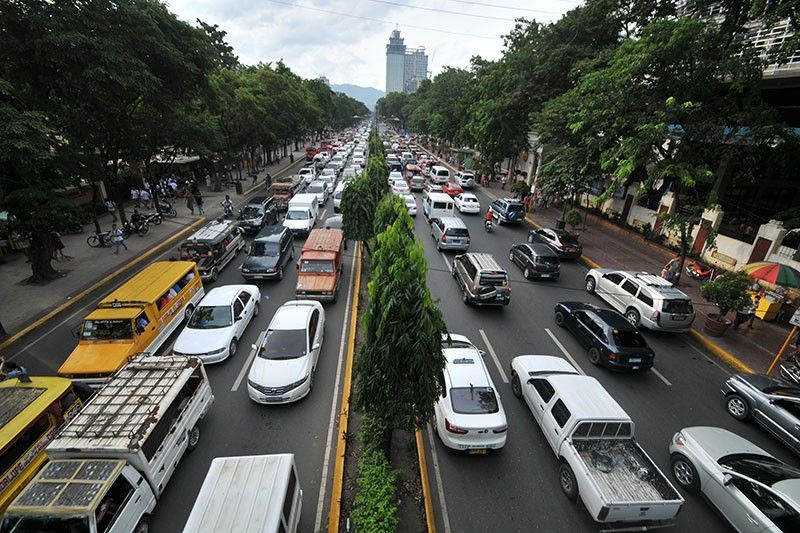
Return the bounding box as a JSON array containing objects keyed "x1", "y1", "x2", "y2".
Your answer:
[
  {"x1": 431, "y1": 216, "x2": 471, "y2": 252},
  {"x1": 0, "y1": 375, "x2": 84, "y2": 513},
  {"x1": 430, "y1": 165, "x2": 451, "y2": 184},
  {"x1": 58, "y1": 261, "x2": 204, "y2": 386},
  {"x1": 182, "y1": 454, "x2": 302, "y2": 533},
  {"x1": 422, "y1": 192, "x2": 456, "y2": 221},
  {"x1": 179, "y1": 219, "x2": 245, "y2": 281}
]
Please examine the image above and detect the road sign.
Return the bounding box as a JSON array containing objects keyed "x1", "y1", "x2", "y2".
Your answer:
[{"x1": 791, "y1": 309, "x2": 800, "y2": 328}]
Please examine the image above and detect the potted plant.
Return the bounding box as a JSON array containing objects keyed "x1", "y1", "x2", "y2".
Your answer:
[
  {"x1": 565, "y1": 209, "x2": 583, "y2": 231},
  {"x1": 699, "y1": 270, "x2": 752, "y2": 337}
]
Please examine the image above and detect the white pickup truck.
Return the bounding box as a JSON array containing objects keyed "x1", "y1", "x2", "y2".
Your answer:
[{"x1": 510, "y1": 355, "x2": 684, "y2": 529}]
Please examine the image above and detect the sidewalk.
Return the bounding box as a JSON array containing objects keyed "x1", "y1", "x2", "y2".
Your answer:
[{"x1": 0, "y1": 146, "x2": 308, "y2": 345}]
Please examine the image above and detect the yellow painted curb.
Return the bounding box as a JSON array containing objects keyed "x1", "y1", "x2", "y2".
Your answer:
[
  {"x1": 0, "y1": 217, "x2": 207, "y2": 352},
  {"x1": 688, "y1": 328, "x2": 754, "y2": 374},
  {"x1": 328, "y1": 242, "x2": 362, "y2": 533},
  {"x1": 416, "y1": 428, "x2": 436, "y2": 533}
]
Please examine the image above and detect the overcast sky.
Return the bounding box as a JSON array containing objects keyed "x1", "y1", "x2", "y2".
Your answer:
[{"x1": 165, "y1": 0, "x2": 582, "y2": 91}]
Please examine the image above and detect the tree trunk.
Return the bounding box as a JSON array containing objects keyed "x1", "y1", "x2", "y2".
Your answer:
[{"x1": 28, "y1": 231, "x2": 59, "y2": 283}]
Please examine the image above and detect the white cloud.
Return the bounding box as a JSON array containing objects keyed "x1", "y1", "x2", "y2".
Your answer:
[{"x1": 165, "y1": 0, "x2": 581, "y2": 90}]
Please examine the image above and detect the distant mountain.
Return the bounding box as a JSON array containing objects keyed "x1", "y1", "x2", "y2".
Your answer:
[{"x1": 331, "y1": 84, "x2": 384, "y2": 110}]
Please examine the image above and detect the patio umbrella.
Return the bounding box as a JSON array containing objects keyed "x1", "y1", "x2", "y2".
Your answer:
[{"x1": 741, "y1": 261, "x2": 800, "y2": 288}]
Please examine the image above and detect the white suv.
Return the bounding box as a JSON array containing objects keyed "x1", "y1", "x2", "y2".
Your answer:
[
  {"x1": 584, "y1": 269, "x2": 695, "y2": 332},
  {"x1": 433, "y1": 334, "x2": 507, "y2": 453}
]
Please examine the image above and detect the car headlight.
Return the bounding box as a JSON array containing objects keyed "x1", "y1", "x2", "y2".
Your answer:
[
  {"x1": 673, "y1": 432, "x2": 685, "y2": 446},
  {"x1": 242, "y1": 268, "x2": 250, "y2": 273}
]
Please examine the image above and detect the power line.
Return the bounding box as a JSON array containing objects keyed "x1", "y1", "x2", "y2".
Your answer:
[
  {"x1": 443, "y1": 0, "x2": 580, "y2": 10},
  {"x1": 363, "y1": 0, "x2": 518, "y2": 21},
  {"x1": 263, "y1": 0, "x2": 500, "y2": 39}
]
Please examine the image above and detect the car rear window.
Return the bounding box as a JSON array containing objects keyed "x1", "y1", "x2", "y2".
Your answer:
[
  {"x1": 450, "y1": 387, "x2": 499, "y2": 414},
  {"x1": 478, "y1": 274, "x2": 507, "y2": 287},
  {"x1": 537, "y1": 256, "x2": 559, "y2": 265},
  {"x1": 662, "y1": 299, "x2": 693, "y2": 314},
  {"x1": 506, "y1": 203, "x2": 524, "y2": 213},
  {"x1": 612, "y1": 330, "x2": 648, "y2": 348},
  {"x1": 445, "y1": 228, "x2": 469, "y2": 237},
  {"x1": 558, "y1": 233, "x2": 580, "y2": 245}
]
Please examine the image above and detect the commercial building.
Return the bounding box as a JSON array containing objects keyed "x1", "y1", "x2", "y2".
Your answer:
[
  {"x1": 404, "y1": 47, "x2": 429, "y2": 93},
  {"x1": 385, "y1": 30, "x2": 429, "y2": 94}
]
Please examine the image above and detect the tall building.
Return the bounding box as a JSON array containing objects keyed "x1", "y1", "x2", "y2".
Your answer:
[
  {"x1": 385, "y1": 30, "x2": 430, "y2": 94},
  {"x1": 385, "y1": 30, "x2": 406, "y2": 94},
  {"x1": 404, "y1": 47, "x2": 429, "y2": 93}
]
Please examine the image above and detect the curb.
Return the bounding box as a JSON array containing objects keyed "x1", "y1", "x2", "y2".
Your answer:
[
  {"x1": 328, "y1": 242, "x2": 362, "y2": 533},
  {"x1": 415, "y1": 429, "x2": 436, "y2": 533},
  {"x1": 0, "y1": 217, "x2": 207, "y2": 353}
]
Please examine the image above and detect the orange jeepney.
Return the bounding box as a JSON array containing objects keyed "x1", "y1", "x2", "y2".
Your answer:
[{"x1": 295, "y1": 229, "x2": 344, "y2": 303}]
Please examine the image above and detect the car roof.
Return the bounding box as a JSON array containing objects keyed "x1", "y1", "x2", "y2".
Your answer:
[
  {"x1": 254, "y1": 225, "x2": 287, "y2": 241},
  {"x1": 460, "y1": 192, "x2": 478, "y2": 198},
  {"x1": 591, "y1": 308, "x2": 636, "y2": 331},
  {"x1": 547, "y1": 375, "x2": 630, "y2": 421},
  {"x1": 439, "y1": 216, "x2": 466, "y2": 228},
  {"x1": 495, "y1": 197, "x2": 522, "y2": 205},
  {"x1": 464, "y1": 253, "x2": 505, "y2": 272},
  {"x1": 443, "y1": 348, "x2": 491, "y2": 387},
  {"x1": 201, "y1": 285, "x2": 254, "y2": 306},
  {"x1": 270, "y1": 302, "x2": 314, "y2": 330},
  {"x1": 524, "y1": 243, "x2": 557, "y2": 256}
]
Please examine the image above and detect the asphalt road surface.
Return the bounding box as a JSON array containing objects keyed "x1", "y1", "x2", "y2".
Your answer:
[
  {"x1": 7, "y1": 166, "x2": 354, "y2": 533},
  {"x1": 412, "y1": 185, "x2": 799, "y2": 533}
]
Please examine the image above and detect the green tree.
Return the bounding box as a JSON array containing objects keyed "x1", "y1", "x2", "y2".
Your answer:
[
  {"x1": 341, "y1": 176, "x2": 377, "y2": 247},
  {"x1": 354, "y1": 213, "x2": 447, "y2": 456},
  {"x1": 373, "y1": 195, "x2": 408, "y2": 239}
]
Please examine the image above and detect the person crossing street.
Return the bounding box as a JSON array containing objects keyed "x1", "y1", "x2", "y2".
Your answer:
[{"x1": 111, "y1": 224, "x2": 127, "y2": 254}]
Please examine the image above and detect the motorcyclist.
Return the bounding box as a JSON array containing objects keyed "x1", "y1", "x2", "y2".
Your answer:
[
  {"x1": 485, "y1": 208, "x2": 494, "y2": 224},
  {"x1": 130, "y1": 209, "x2": 143, "y2": 227},
  {"x1": 221, "y1": 195, "x2": 233, "y2": 218}
]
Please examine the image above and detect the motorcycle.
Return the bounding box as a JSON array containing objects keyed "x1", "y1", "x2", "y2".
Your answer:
[
  {"x1": 685, "y1": 260, "x2": 716, "y2": 282},
  {"x1": 779, "y1": 352, "x2": 800, "y2": 385},
  {"x1": 86, "y1": 231, "x2": 112, "y2": 248},
  {"x1": 123, "y1": 219, "x2": 149, "y2": 237},
  {"x1": 485, "y1": 218, "x2": 493, "y2": 233},
  {"x1": 157, "y1": 200, "x2": 177, "y2": 218},
  {"x1": 143, "y1": 212, "x2": 163, "y2": 226}
]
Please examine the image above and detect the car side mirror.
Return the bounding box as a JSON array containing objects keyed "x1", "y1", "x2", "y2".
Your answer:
[
  {"x1": 479, "y1": 350, "x2": 487, "y2": 358},
  {"x1": 251, "y1": 343, "x2": 258, "y2": 350},
  {"x1": 313, "y1": 343, "x2": 321, "y2": 351},
  {"x1": 235, "y1": 315, "x2": 242, "y2": 322},
  {"x1": 722, "y1": 473, "x2": 733, "y2": 486}
]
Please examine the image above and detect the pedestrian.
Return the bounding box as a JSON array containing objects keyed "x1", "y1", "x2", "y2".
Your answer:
[
  {"x1": 252, "y1": 170, "x2": 258, "y2": 186},
  {"x1": 747, "y1": 294, "x2": 762, "y2": 328},
  {"x1": 185, "y1": 190, "x2": 195, "y2": 215},
  {"x1": 523, "y1": 194, "x2": 531, "y2": 213},
  {"x1": 131, "y1": 187, "x2": 140, "y2": 208},
  {"x1": 111, "y1": 224, "x2": 127, "y2": 254},
  {"x1": 105, "y1": 199, "x2": 118, "y2": 223},
  {"x1": 661, "y1": 254, "x2": 681, "y2": 282},
  {"x1": 290, "y1": 153, "x2": 294, "y2": 163},
  {"x1": 140, "y1": 187, "x2": 151, "y2": 209},
  {"x1": 221, "y1": 195, "x2": 233, "y2": 218},
  {"x1": 51, "y1": 231, "x2": 67, "y2": 261},
  {"x1": 265, "y1": 172, "x2": 272, "y2": 186},
  {"x1": 501, "y1": 175, "x2": 507, "y2": 190},
  {"x1": 194, "y1": 192, "x2": 205, "y2": 214}
]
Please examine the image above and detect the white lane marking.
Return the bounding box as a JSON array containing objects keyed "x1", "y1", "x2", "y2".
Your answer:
[
  {"x1": 685, "y1": 338, "x2": 732, "y2": 376},
  {"x1": 441, "y1": 252, "x2": 452, "y2": 273},
  {"x1": 544, "y1": 328, "x2": 586, "y2": 375},
  {"x1": 427, "y1": 423, "x2": 453, "y2": 533},
  {"x1": 231, "y1": 330, "x2": 264, "y2": 392},
  {"x1": 478, "y1": 329, "x2": 509, "y2": 383},
  {"x1": 320, "y1": 209, "x2": 327, "y2": 220},
  {"x1": 651, "y1": 367, "x2": 672, "y2": 386},
  {"x1": 314, "y1": 248, "x2": 357, "y2": 531}
]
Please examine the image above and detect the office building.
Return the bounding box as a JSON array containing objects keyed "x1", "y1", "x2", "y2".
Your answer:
[
  {"x1": 404, "y1": 47, "x2": 429, "y2": 93},
  {"x1": 385, "y1": 30, "x2": 430, "y2": 94}
]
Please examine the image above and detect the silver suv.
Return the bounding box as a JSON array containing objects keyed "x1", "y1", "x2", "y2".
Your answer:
[
  {"x1": 584, "y1": 269, "x2": 695, "y2": 331},
  {"x1": 431, "y1": 216, "x2": 470, "y2": 252},
  {"x1": 452, "y1": 253, "x2": 510, "y2": 306}
]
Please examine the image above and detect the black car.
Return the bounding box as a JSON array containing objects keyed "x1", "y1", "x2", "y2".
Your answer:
[
  {"x1": 528, "y1": 228, "x2": 582, "y2": 259},
  {"x1": 237, "y1": 195, "x2": 277, "y2": 234},
  {"x1": 241, "y1": 225, "x2": 294, "y2": 280},
  {"x1": 509, "y1": 243, "x2": 560, "y2": 280},
  {"x1": 490, "y1": 198, "x2": 525, "y2": 225},
  {"x1": 554, "y1": 301, "x2": 655, "y2": 372}
]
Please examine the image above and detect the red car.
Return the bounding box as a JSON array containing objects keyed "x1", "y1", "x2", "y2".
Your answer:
[{"x1": 442, "y1": 180, "x2": 464, "y2": 197}]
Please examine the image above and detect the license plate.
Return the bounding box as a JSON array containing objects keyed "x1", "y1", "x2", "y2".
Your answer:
[
  {"x1": 629, "y1": 358, "x2": 642, "y2": 363},
  {"x1": 671, "y1": 314, "x2": 686, "y2": 320},
  {"x1": 252, "y1": 275, "x2": 265, "y2": 279},
  {"x1": 469, "y1": 449, "x2": 487, "y2": 455},
  {"x1": 542, "y1": 274, "x2": 554, "y2": 278}
]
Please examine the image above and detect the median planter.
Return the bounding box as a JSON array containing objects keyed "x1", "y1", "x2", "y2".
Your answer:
[{"x1": 703, "y1": 314, "x2": 731, "y2": 337}]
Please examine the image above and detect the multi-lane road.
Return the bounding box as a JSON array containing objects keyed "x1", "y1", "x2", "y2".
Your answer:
[{"x1": 413, "y1": 184, "x2": 799, "y2": 532}]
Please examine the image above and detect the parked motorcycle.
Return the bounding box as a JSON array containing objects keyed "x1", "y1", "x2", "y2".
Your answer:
[
  {"x1": 123, "y1": 219, "x2": 149, "y2": 237},
  {"x1": 143, "y1": 212, "x2": 163, "y2": 226},
  {"x1": 157, "y1": 200, "x2": 178, "y2": 218},
  {"x1": 779, "y1": 352, "x2": 800, "y2": 385},
  {"x1": 685, "y1": 260, "x2": 716, "y2": 282}
]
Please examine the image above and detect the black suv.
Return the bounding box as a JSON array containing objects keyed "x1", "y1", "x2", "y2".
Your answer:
[
  {"x1": 489, "y1": 198, "x2": 525, "y2": 225},
  {"x1": 508, "y1": 243, "x2": 560, "y2": 280},
  {"x1": 241, "y1": 225, "x2": 295, "y2": 280},
  {"x1": 237, "y1": 194, "x2": 277, "y2": 234}
]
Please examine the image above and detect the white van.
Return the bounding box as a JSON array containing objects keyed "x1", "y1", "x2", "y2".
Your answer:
[
  {"x1": 423, "y1": 191, "x2": 455, "y2": 221},
  {"x1": 283, "y1": 193, "x2": 319, "y2": 237},
  {"x1": 333, "y1": 182, "x2": 347, "y2": 213},
  {"x1": 183, "y1": 454, "x2": 302, "y2": 533},
  {"x1": 430, "y1": 165, "x2": 451, "y2": 184}
]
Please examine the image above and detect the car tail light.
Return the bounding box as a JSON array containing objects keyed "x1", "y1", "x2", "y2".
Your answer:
[
  {"x1": 441, "y1": 234, "x2": 447, "y2": 242},
  {"x1": 445, "y1": 418, "x2": 468, "y2": 434},
  {"x1": 492, "y1": 426, "x2": 507, "y2": 434},
  {"x1": 607, "y1": 353, "x2": 619, "y2": 361}
]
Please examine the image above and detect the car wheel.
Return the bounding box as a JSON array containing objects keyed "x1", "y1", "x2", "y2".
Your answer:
[
  {"x1": 559, "y1": 462, "x2": 578, "y2": 501},
  {"x1": 585, "y1": 277, "x2": 596, "y2": 294},
  {"x1": 524, "y1": 267, "x2": 531, "y2": 279},
  {"x1": 670, "y1": 454, "x2": 700, "y2": 493},
  {"x1": 309, "y1": 368, "x2": 316, "y2": 390},
  {"x1": 588, "y1": 347, "x2": 601, "y2": 365},
  {"x1": 625, "y1": 308, "x2": 641, "y2": 327},
  {"x1": 436, "y1": 241, "x2": 442, "y2": 251},
  {"x1": 726, "y1": 394, "x2": 751, "y2": 420},
  {"x1": 462, "y1": 290, "x2": 469, "y2": 305},
  {"x1": 229, "y1": 338, "x2": 237, "y2": 358},
  {"x1": 187, "y1": 425, "x2": 200, "y2": 451},
  {"x1": 511, "y1": 372, "x2": 522, "y2": 398},
  {"x1": 211, "y1": 268, "x2": 219, "y2": 282},
  {"x1": 254, "y1": 302, "x2": 260, "y2": 317},
  {"x1": 554, "y1": 311, "x2": 565, "y2": 327}
]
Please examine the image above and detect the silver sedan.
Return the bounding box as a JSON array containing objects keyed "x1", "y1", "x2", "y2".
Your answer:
[{"x1": 669, "y1": 426, "x2": 800, "y2": 532}]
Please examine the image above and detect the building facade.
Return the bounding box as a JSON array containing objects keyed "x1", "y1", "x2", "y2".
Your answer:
[
  {"x1": 404, "y1": 47, "x2": 429, "y2": 93},
  {"x1": 385, "y1": 30, "x2": 429, "y2": 94}
]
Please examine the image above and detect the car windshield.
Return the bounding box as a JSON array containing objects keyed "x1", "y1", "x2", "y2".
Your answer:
[
  {"x1": 286, "y1": 210, "x2": 309, "y2": 220},
  {"x1": 450, "y1": 387, "x2": 499, "y2": 414},
  {"x1": 188, "y1": 305, "x2": 232, "y2": 328},
  {"x1": 662, "y1": 299, "x2": 693, "y2": 314},
  {"x1": 1, "y1": 516, "x2": 91, "y2": 532},
  {"x1": 240, "y1": 206, "x2": 261, "y2": 218},
  {"x1": 258, "y1": 329, "x2": 307, "y2": 360},
  {"x1": 720, "y1": 455, "x2": 800, "y2": 486},
  {"x1": 82, "y1": 319, "x2": 132, "y2": 340},
  {"x1": 308, "y1": 184, "x2": 325, "y2": 193},
  {"x1": 556, "y1": 233, "x2": 580, "y2": 245},
  {"x1": 612, "y1": 329, "x2": 648, "y2": 348},
  {"x1": 301, "y1": 260, "x2": 335, "y2": 273},
  {"x1": 250, "y1": 241, "x2": 280, "y2": 257}
]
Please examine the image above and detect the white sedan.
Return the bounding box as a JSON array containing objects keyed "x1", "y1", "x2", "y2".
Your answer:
[
  {"x1": 454, "y1": 192, "x2": 481, "y2": 214},
  {"x1": 173, "y1": 285, "x2": 260, "y2": 364},
  {"x1": 247, "y1": 300, "x2": 325, "y2": 404},
  {"x1": 402, "y1": 194, "x2": 417, "y2": 217},
  {"x1": 388, "y1": 170, "x2": 404, "y2": 182},
  {"x1": 392, "y1": 180, "x2": 410, "y2": 195},
  {"x1": 433, "y1": 334, "x2": 507, "y2": 452}
]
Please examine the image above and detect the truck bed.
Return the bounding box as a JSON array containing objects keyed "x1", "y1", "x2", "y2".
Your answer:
[{"x1": 574, "y1": 439, "x2": 680, "y2": 502}]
